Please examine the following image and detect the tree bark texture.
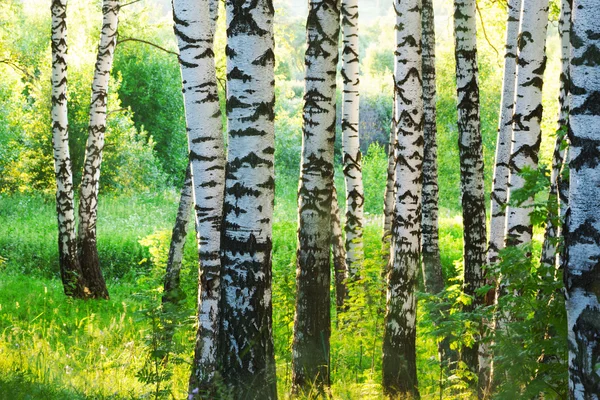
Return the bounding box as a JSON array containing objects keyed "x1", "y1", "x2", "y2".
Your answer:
[
  {"x1": 331, "y1": 185, "x2": 349, "y2": 311},
  {"x1": 505, "y1": 0, "x2": 549, "y2": 247},
  {"x1": 540, "y1": 0, "x2": 572, "y2": 269},
  {"x1": 219, "y1": 0, "x2": 277, "y2": 397},
  {"x1": 382, "y1": 0, "x2": 423, "y2": 397},
  {"x1": 292, "y1": 0, "x2": 340, "y2": 393},
  {"x1": 421, "y1": 0, "x2": 444, "y2": 296},
  {"x1": 163, "y1": 163, "x2": 193, "y2": 306},
  {"x1": 51, "y1": 0, "x2": 88, "y2": 299},
  {"x1": 487, "y1": 0, "x2": 521, "y2": 266},
  {"x1": 77, "y1": 0, "x2": 119, "y2": 300},
  {"x1": 341, "y1": 0, "x2": 364, "y2": 279},
  {"x1": 171, "y1": 0, "x2": 226, "y2": 397},
  {"x1": 453, "y1": 0, "x2": 488, "y2": 376},
  {"x1": 564, "y1": 0, "x2": 600, "y2": 396},
  {"x1": 382, "y1": 96, "x2": 396, "y2": 255}
]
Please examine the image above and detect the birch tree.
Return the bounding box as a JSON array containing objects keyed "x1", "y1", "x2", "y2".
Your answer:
[
  {"x1": 381, "y1": 0, "x2": 422, "y2": 396},
  {"x1": 382, "y1": 96, "x2": 396, "y2": 254},
  {"x1": 540, "y1": 0, "x2": 571, "y2": 269},
  {"x1": 331, "y1": 186, "x2": 349, "y2": 310},
  {"x1": 421, "y1": 0, "x2": 444, "y2": 295},
  {"x1": 171, "y1": 0, "x2": 226, "y2": 396},
  {"x1": 77, "y1": 0, "x2": 120, "y2": 300},
  {"x1": 480, "y1": 0, "x2": 521, "y2": 391},
  {"x1": 51, "y1": 0, "x2": 87, "y2": 298},
  {"x1": 453, "y1": 0, "x2": 487, "y2": 374},
  {"x1": 340, "y1": 0, "x2": 364, "y2": 278},
  {"x1": 565, "y1": 1, "x2": 600, "y2": 396},
  {"x1": 219, "y1": 0, "x2": 277, "y2": 397},
  {"x1": 292, "y1": 0, "x2": 340, "y2": 393},
  {"x1": 505, "y1": 0, "x2": 549, "y2": 247}
]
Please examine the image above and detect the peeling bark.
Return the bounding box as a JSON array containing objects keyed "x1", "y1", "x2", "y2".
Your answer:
[
  {"x1": 77, "y1": 0, "x2": 120, "y2": 300},
  {"x1": 51, "y1": 0, "x2": 88, "y2": 299},
  {"x1": 565, "y1": 0, "x2": 600, "y2": 396},
  {"x1": 382, "y1": 0, "x2": 423, "y2": 396},
  {"x1": 292, "y1": 0, "x2": 340, "y2": 393}
]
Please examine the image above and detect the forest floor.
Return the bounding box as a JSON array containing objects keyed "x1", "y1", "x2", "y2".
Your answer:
[{"x1": 0, "y1": 184, "x2": 468, "y2": 399}]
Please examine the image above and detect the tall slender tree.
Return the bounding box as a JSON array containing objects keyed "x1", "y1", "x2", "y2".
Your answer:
[
  {"x1": 540, "y1": 0, "x2": 571, "y2": 269},
  {"x1": 171, "y1": 0, "x2": 226, "y2": 396},
  {"x1": 292, "y1": 0, "x2": 340, "y2": 393},
  {"x1": 565, "y1": 1, "x2": 600, "y2": 396},
  {"x1": 505, "y1": 0, "x2": 549, "y2": 247},
  {"x1": 77, "y1": 0, "x2": 120, "y2": 300},
  {"x1": 51, "y1": 0, "x2": 87, "y2": 298},
  {"x1": 340, "y1": 0, "x2": 364, "y2": 278},
  {"x1": 421, "y1": 0, "x2": 444, "y2": 295},
  {"x1": 453, "y1": 0, "x2": 488, "y2": 375},
  {"x1": 382, "y1": 0, "x2": 423, "y2": 396},
  {"x1": 382, "y1": 93, "x2": 396, "y2": 255},
  {"x1": 480, "y1": 0, "x2": 522, "y2": 392},
  {"x1": 331, "y1": 186, "x2": 349, "y2": 310},
  {"x1": 219, "y1": 0, "x2": 277, "y2": 397}
]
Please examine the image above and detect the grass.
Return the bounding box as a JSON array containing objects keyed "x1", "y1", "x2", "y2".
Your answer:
[{"x1": 0, "y1": 169, "x2": 468, "y2": 399}]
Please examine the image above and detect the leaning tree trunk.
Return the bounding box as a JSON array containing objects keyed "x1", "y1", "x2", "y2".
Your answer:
[
  {"x1": 341, "y1": 0, "x2": 364, "y2": 279},
  {"x1": 540, "y1": 0, "x2": 571, "y2": 269},
  {"x1": 219, "y1": 0, "x2": 277, "y2": 398},
  {"x1": 292, "y1": 0, "x2": 340, "y2": 394},
  {"x1": 172, "y1": 0, "x2": 226, "y2": 397},
  {"x1": 505, "y1": 0, "x2": 549, "y2": 247},
  {"x1": 480, "y1": 0, "x2": 521, "y2": 392},
  {"x1": 163, "y1": 163, "x2": 193, "y2": 305},
  {"x1": 331, "y1": 186, "x2": 349, "y2": 311},
  {"x1": 381, "y1": 0, "x2": 422, "y2": 397},
  {"x1": 77, "y1": 0, "x2": 119, "y2": 300},
  {"x1": 453, "y1": 0, "x2": 488, "y2": 377},
  {"x1": 51, "y1": 0, "x2": 87, "y2": 298},
  {"x1": 421, "y1": 0, "x2": 444, "y2": 296},
  {"x1": 565, "y1": 0, "x2": 600, "y2": 395}
]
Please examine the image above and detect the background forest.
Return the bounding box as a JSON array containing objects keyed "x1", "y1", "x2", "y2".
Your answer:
[{"x1": 0, "y1": 0, "x2": 570, "y2": 398}]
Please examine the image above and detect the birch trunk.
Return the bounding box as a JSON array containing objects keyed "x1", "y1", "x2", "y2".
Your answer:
[
  {"x1": 381, "y1": 0, "x2": 422, "y2": 396},
  {"x1": 540, "y1": 0, "x2": 571, "y2": 268},
  {"x1": 77, "y1": 0, "x2": 119, "y2": 300},
  {"x1": 341, "y1": 0, "x2": 364, "y2": 278},
  {"x1": 454, "y1": 0, "x2": 488, "y2": 376},
  {"x1": 382, "y1": 97, "x2": 396, "y2": 255},
  {"x1": 565, "y1": 0, "x2": 600, "y2": 395},
  {"x1": 51, "y1": 0, "x2": 87, "y2": 298},
  {"x1": 480, "y1": 0, "x2": 522, "y2": 392},
  {"x1": 331, "y1": 186, "x2": 349, "y2": 310},
  {"x1": 292, "y1": 0, "x2": 340, "y2": 393},
  {"x1": 488, "y1": 0, "x2": 521, "y2": 265},
  {"x1": 163, "y1": 163, "x2": 193, "y2": 305},
  {"x1": 171, "y1": 0, "x2": 226, "y2": 397},
  {"x1": 421, "y1": 0, "x2": 444, "y2": 296},
  {"x1": 219, "y1": 0, "x2": 277, "y2": 397},
  {"x1": 505, "y1": 0, "x2": 549, "y2": 247}
]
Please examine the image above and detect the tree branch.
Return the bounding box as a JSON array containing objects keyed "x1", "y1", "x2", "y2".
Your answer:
[
  {"x1": 117, "y1": 38, "x2": 179, "y2": 57},
  {"x1": 120, "y1": 0, "x2": 143, "y2": 8},
  {"x1": 475, "y1": 0, "x2": 500, "y2": 61},
  {"x1": 0, "y1": 59, "x2": 32, "y2": 79}
]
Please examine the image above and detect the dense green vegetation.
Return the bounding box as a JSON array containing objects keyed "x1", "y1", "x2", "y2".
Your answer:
[{"x1": 0, "y1": 0, "x2": 569, "y2": 398}]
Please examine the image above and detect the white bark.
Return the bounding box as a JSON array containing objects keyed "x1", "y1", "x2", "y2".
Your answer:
[
  {"x1": 331, "y1": 185, "x2": 348, "y2": 310},
  {"x1": 382, "y1": 0, "x2": 423, "y2": 396},
  {"x1": 505, "y1": 0, "x2": 549, "y2": 247},
  {"x1": 341, "y1": 0, "x2": 364, "y2": 278},
  {"x1": 292, "y1": 0, "x2": 340, "y2": 393},
  {"x1": 172, "y1": 0, "x2": 225, "y2": 397},
  {"x1": 565, "y1": 0, "x2": 600, "y2": 396},
  {"x1": 219, "y1": 0, "x2": 277, "y2": 397},
  {"x1": 51, "y1": 0, "x2": 87, "y2": 298},
  {"x1": 488, "y1": 0, "x2": 522, "y2": 265},
  {"x1": 382, "y1": 97, "x2": 396, "y2": 253}
]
